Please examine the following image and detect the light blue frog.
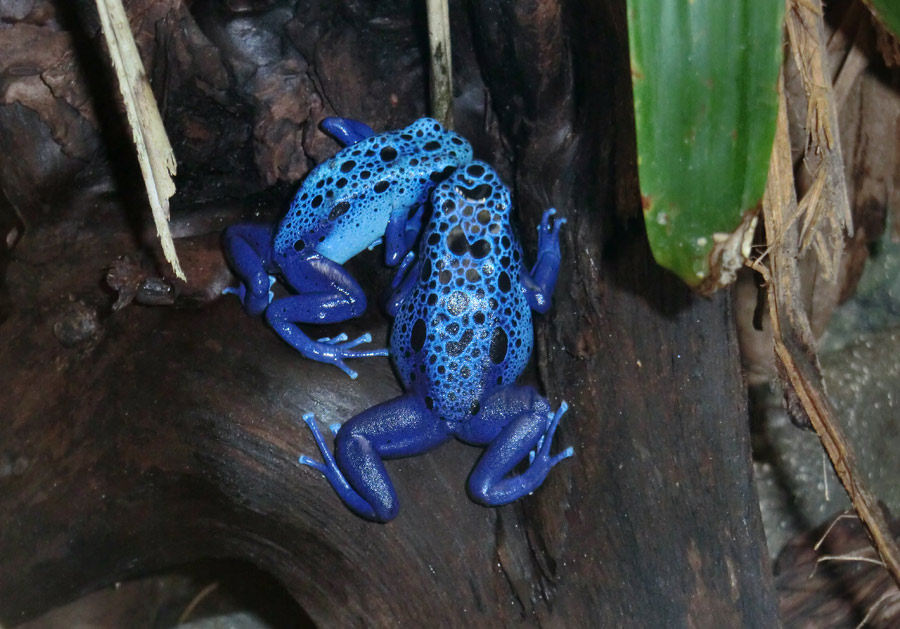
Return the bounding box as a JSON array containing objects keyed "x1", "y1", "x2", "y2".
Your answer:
[{"x1": 223, "y1": 117, "x2": 473, "y2": 378}]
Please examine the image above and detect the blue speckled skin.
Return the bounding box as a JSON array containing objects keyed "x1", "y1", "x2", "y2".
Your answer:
[
  {"x1": 223, "y1": 117, "x2": 473, "y2": 378},
  {"x1": 299, "y1": 161, "x2": 573, "y2": 522}
]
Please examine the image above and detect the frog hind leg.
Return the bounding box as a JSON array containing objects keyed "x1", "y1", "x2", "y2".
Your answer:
[
  {"x1": 299, "y1": 395, "x2": 450, "y2": 522},
  {"x1": 222, "y1": 223, "x2": 276, "y2": 316},
  {"x1": 463, "y1": 385, "x2": 574, "y2": 506},
  {"x1": 266, "y1": 253, "x2": 387, "y2": 378}
]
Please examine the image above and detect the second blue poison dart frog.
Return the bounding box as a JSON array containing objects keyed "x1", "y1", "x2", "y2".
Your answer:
[
  {"x1": 223, "y1": 117, "x2": 473, "y2": 378},
  {"x1": 299, "y1": 161, "x2": 573, "y2": 521}
]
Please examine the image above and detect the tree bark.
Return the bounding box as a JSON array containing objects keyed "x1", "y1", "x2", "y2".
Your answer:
[{"x1": 0, "y1": 0, "x2": 778, "y2": 625}]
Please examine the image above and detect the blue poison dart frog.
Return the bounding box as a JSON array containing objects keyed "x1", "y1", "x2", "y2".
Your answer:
[
  {"x1": 299, "y1": 160, "x2": 573, "y2": 521},
  {"x1": 223, "y1": 117, "x2": 473, "y2": 378}
]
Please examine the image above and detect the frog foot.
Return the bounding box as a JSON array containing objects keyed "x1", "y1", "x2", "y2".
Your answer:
[
  {"x1": 223, "y1": 275, "x2": 275, "y2": 315},
  {"x1": 309, "y1": 332, "x2": 389, "y2": 379},
  {"x1": 297, "y1": 413, "x2": 381, "y2": 519},
  {"x1": 528, "y1": 401, "x2": 574, "y2": 468},
  {"x1": 298, "y1": 412, "x2": 337, "y2": 476}
]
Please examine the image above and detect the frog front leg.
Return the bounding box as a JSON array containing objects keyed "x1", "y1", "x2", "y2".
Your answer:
[
  {"x1": 521, "y1": 208, "x2": 566, "y2": 314},
  {"x1": 268, "y1": 252, "x2": 388, "y2": 378},
  {"x1": 299, "y1": 394, "x2": 451, "y2": 521},
  {"x1": 460, "y1": 385, "x2": 574, "y2": 506},
  {"x1": 320, "y1": 116, "x2": 374, "y2": 146},
  {"x1": 384, "y1": 252, "x2": 419, "y2": 317},
  {"x1": 383, "y1": 203, "x2": 426, "y2": 267}
]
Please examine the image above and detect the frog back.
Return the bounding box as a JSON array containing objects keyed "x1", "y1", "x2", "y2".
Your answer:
[
  {"x1": 274, "y1": 118, "x2": 472, "y2": 264},
  {"x1": 392, "y1": 162, "x2": 532, "y2": 422}
]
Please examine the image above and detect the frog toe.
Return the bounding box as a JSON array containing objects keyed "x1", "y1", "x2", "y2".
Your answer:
[
  {"x1": 222, "y1": 284, "x2": 245, "y2": 301},
  {"x1": 298, "y1": 454, "x2": 327, "y2": 474},
  {"x1": 336, "y1": 362, "x2": 359, "y2": 379},
  {"x1": 316, "y1": 333, "x2": 350, "y2": 344}
]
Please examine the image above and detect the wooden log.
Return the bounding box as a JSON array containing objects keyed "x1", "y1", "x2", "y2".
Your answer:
[{"x1": 0, "y1": 0, "x2": 778, "y2": 625}]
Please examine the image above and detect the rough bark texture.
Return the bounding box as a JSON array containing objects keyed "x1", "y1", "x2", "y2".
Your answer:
[
  {"x1": 0, "y1": 0, "x2": 779, "y2": 625},
  {"x1": 777, "y1": 512, "x2": 900, "y2": 628}
]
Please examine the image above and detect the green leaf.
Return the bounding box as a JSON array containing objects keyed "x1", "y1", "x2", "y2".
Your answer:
[
  {"x1": 627, "y1": 1, "x2": 785, "y2": 290},
  {"x1": 863, "y1": 0, "x2": 900, "y2": 39}
]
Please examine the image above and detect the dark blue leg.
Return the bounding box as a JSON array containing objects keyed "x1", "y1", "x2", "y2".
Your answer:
[
  {"x1": 298, "y1": 394, "x2": 450, "y2": 522},
  {"x1": 382, "y1": 204, "x2": 426, "y2": 316},
  {"x1": 521, "y1": 208, "x2": 565, "y2": 314},
  {"x1": 222, "y1": 223, "x2": 276, "y2": 316},
  {"x1": 403, "y1": 203, "x2": 425, "y2": 252},
  {"x1": 459, "y1": 385, "x2": 574, "y2": 506},
  {"x1": 384, "y1": 253, "x2": 418, "y2": 317},
  {"x1": 321, "y1": 117, "x2": 375, "y2": 147},
  {"x1": 267, "y1": 253, "x2": 387, "y2": 378},
  {"x1": 383, "y1": 203, "x2": 425, "y2": 267}
]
